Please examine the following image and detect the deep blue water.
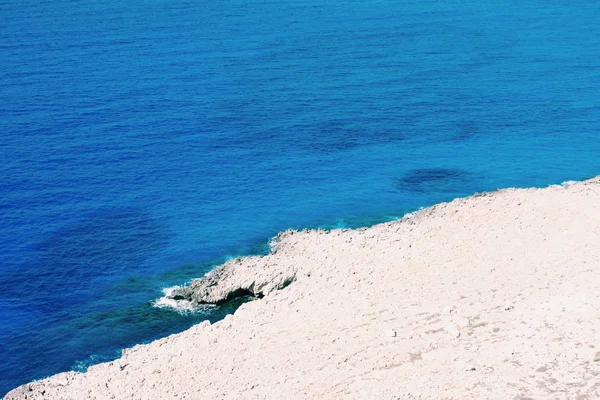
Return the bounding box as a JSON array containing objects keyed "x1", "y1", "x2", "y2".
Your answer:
[{"x1": 2, "y1": 0, "x2": 600, "y2": 395}]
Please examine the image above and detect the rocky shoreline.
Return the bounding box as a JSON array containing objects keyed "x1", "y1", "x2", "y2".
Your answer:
[
  {"x1": 166, "y1": 244, "x2": 298, "y2": 306},
  {"x1": 6, "y1": 177, "x2": 600, "y2": 399}
]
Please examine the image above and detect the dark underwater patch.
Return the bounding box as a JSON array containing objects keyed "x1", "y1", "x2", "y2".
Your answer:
[
  {"x1": 296, "y1": 119, "x2": 406, "y2": 154},
  {"x1": 36, "y1": 208, "x2": 169, "y2": 272},
  {"x1": 1, "y1": 208, "x2": 170, "y2": 311},
  {"x1": 301, "y1": 120, "x2": 364, "y2": 152},
  {"x1": 395, "y1": 168, "x2": 474, "y2": 193}
]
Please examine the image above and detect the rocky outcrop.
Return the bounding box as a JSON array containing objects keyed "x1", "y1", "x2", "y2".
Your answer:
[{"x1": 167, "y1": 253, "x2": 297, "y2": 306}]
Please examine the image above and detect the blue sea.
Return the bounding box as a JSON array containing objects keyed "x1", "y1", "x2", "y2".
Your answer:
[{"x1": 1, "y1": 0, "x2": 600, "y2": 395}]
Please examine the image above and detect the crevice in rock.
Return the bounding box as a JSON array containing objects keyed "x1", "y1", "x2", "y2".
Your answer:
[
  {"x1": 166, "y1": 257, "x2": 298, "y2": 307},
  {"x1": 214, "y1": 288, "x2": 264, "y2": 306}
]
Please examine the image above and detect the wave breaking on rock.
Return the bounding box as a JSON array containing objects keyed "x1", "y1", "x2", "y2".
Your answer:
[{"x1": 165, "y1": 233, "x2": 298, "y2": 307}]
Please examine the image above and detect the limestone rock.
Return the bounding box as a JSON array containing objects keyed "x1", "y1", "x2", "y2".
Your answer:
[
  {"x1": 168, "y1": 256, "x2": 297, "y2": 305},
  {"x1": 444, "y1": 323, "x2": 461, "y2": 338}
]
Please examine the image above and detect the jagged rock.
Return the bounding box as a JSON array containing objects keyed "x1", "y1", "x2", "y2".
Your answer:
[
  {"x1": 442, "y1": 306, "x2": 455, "y2": 315},
  {"x1": 168, "y1": 256, "x2": 297, "y2": 305}
]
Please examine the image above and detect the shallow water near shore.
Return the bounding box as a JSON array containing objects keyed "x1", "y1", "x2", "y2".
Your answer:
[{"x1": 2, "y1": 0, "x2": 600, "y2": 395}]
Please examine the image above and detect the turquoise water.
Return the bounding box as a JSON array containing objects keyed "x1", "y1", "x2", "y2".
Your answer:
[{"x1": 2, "y1": 0, "x2": 600, "y2": 395}]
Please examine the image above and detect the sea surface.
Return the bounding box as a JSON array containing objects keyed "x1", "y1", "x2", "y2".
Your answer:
[{"x1": 2, "y1": 0, "x2": 600, "y2": 395}]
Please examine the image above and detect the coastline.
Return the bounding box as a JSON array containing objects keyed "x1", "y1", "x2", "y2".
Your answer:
[{"x1": 7, "y1": 177, "x2": 600, "y2": 399}]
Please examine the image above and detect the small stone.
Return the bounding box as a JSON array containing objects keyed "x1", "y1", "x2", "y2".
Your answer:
[
  {"x1": 465, "y1": 364, "x2": 476, "y2": 371},
  {"x1": 387, "y1": 329, "x2": 397, "y2": 337},
  {"x1": 444, "y1": 323, "x2": 461, "y2": 338},
  {"x1": 442, "y1": 306, "x2": 455, "y2": 315},
  {"x1": 504, "y1": 304, "x2": 514, "y2": 311},
  {"x1": 593, "y1": 351, "x2": 600, "y2": 362}
]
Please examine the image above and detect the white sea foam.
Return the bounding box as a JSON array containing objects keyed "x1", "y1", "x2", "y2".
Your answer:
[
  {"x1": 561, "y1": 180, "x2": 578, "y2": 187},
  {"x1": 72, "y1": 353, "x2": 116, "y2": 373},
  {"x1": 152, "y1": 286, "x2": 214, "y2": 314},
  {"x1": 401, "y1": 207, "x2": 425, "y2": 221},
  {"x1": 548, "y1": 180, "x2": 579, "y2": 189},
  {"x1": 268, "y1": 235, "x2": 280, "y2": 252}
]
